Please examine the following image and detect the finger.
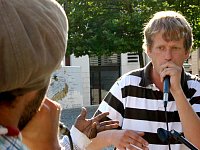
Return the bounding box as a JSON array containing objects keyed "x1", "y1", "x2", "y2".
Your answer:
[
  {"x1": 119, "y1": 138, "x2": 137, "y2": 150},
  {"x1": 78, "y1": 107, "x2": 87, "y2": 119},
  {"x1": 45, "y1": 98, "x2": 61, "y2": 118},
  {"x1": 97, "y1": 124, "x2": 119, "y2": 132},
  {"x1": 99, "y1": 120, "x2": 119, "y2": 126},
  {"x1": 136, "y1": 132, "x2": 145, "y2": 137},
  {"x1": 92, "y1": 121, "x2": 97, "y2": 129},
  {"x1": 43, "y1": 98, "x2": 61, "y2": 112},
  {"x1": 126, "y1": 144, "x2": 139, "y2": 150},
  {"x1": 160, "y1": 61, "x2": 174, "y2": 71},
  {"x1": 128, "y1": 140, "x2": 148, "y2": 150},
  {"x1": 88, "y1": 122, "x2": 97, "y2": 139},
  {"x1": 93, "y1": 112, "x2": 109, "y2": 121},
  {"x1": 129, "y1": 132, "x2": 149, "y2": 148},
  {"x1": 126, "y1": 143, "x2": 148, "y2": 150},
  {"x1": 116, "y1": 146, "x2": 126, "y2": 150},
  {"x1": 97, "y1": 122, "x2": 119, "y2": 132},
  {"x1": 125, "y1": 133, "x2": 149, "y2": 150}
]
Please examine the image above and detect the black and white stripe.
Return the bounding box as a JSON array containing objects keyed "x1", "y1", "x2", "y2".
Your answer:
[{"x1": 97, "y1": 63, "x2": 200, "y2": 150}]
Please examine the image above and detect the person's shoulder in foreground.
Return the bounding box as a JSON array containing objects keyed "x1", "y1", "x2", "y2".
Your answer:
[{"x1": 0, "y1": 0, "x2": 68, "y2": 149}]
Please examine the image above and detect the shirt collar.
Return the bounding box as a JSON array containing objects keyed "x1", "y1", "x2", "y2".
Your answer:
[{"x1": 0, "y1": 125, "x2": 20, "y2": 136}]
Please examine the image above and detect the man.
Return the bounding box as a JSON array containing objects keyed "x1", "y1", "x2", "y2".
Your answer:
[
  {"x1": 93, "y1": 11, "x2": 200, "y2": 150},
  {"x1": 0, "y1": 0, "x2": 118, "y2": 149}
]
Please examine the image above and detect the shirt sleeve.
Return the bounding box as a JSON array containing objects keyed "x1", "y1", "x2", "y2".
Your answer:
[{"x1": 60, "y1": 125, "x2": 91, "y2": 150}]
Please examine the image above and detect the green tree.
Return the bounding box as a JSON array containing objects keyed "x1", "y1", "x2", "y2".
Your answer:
[
  {"x1": 164, "y1": 0, "x2": 200, "y2": 49},
  {"x1": 57, "y1": 0, "x2": 200, "y2": 67}
]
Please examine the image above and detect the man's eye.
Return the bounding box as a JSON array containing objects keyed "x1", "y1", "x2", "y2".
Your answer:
[
  {"x1": 172, "y1": 47, "x2": 179, "y2": 50},
  {"x1": 158, "y1": 46, "x2": 165, "y2": 51}
]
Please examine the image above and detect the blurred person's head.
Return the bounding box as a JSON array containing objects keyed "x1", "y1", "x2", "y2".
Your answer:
[{"x1": 0, "y1": 0, "x2": 68, "y2": 129}]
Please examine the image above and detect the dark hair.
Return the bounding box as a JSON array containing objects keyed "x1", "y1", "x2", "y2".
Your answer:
[{"x1": 0, "y1": 91, "x2": 17, "y2": 104}]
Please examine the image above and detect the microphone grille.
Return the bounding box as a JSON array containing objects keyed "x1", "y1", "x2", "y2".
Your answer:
[{"x1": 157, "y1": 128, "x2": 170, "y2": 144}]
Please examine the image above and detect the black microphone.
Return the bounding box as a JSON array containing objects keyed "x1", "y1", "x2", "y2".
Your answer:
[
  {"x1": 157, "y1": 128, "x2": 171, "y2": 144},
  {"x1": 163, "y1": 76, "x2": 170, "y2": 107},
  {"x1": 59, "y1": 122, "x2": 74, "y2": 150},
  {"x1": 157, "y1": 128, "x2": 198, "y2": 150},
  {"x1": 59, "y1": 122, "x2": 70, "y2": 136}
]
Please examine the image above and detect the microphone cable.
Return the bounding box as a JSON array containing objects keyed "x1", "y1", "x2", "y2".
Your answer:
[
  {"x1": 164, "y1": 105, "x2": 171, "y2": 150},
  {"x1": 59, "y1": 122, "x2": 74, "y2": 150}
]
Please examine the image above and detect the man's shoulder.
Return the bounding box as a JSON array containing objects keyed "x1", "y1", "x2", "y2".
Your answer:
[
  {"x1": 115, "y1": 68, "x2": 144, "y2": 86},
  {"x1": 185, "y1": 72, "x2": 200, "y2": 82},
  {"x1": 123, "y1": 67, "x2": 144, "y2": 77}
]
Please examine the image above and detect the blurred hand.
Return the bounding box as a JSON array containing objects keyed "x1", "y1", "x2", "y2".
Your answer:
[
  {"x1": 86, "y1": 129, "x2": 149, "y2": 150},
  {"x1": 112, "y1": 130, "x2": 148, "y2": 150},
  {"x1": 102, "y1": 129, "x2": 149, "y2": 150},
  {"x1": 22, "y1": 98, "x2": 61, "y2": 150},
  {"x1": 74, "y1": 107, "x2": 119, "y2": 139}
]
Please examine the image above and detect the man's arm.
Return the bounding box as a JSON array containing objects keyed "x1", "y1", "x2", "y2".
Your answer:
[
  {"x1": 160, "y1": 62, "x2": 200, "y2": 149},
  {"x1": 171, "y1": 89, "x2": 200, "y2": 148}
]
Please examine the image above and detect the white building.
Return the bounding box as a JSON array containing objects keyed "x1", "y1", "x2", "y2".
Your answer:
[{"x1": 65, "y1": 52, "x2": 141, "y2": 106}]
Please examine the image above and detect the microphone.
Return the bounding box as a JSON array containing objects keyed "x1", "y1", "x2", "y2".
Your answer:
[
  {"x1": 59, "y1": 122, "x2": 70, "y2": 136},
  {"x1": 163, "y1": 76, "x2": 170, "y2": 107},
  {"x1": 157, "y1": 127, "x2": 170, "y2": 144},
  {"x1": 59, "y1": 122, "x2": 74, "y2": 150},
  {"x1": 157, "y1": 128, "x2": 198, "y2": 150}
]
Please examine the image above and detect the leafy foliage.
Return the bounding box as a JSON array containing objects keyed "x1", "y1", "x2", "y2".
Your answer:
[{"x1": 57, "y1": 0, "x2": 200, "y2": 67}]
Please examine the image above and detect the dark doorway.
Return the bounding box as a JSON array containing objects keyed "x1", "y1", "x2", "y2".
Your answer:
[{"x1": 90, "y1": 55, "x2": 120, "y2": 105}]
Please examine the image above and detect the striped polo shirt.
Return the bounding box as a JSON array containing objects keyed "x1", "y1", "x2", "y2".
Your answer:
[{"x1": 97, "y1": 62, "x2": 200, "y2": 150}]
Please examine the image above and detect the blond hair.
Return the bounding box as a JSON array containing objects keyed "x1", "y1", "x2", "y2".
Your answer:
[{"x1": 143, "y1": 11, "x2": 193, "y2": 52}]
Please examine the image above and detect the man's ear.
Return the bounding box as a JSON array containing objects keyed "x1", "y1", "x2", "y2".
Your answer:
[
  {"x1": 184, "y1": 51, "x2": 190, "y2": 60},
  {"x1": 146, "y1": 47, "x2": 152, "y2": 58}
]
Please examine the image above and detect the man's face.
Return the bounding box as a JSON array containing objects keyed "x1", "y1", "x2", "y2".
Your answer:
[
  {"x1": 18, "y1": 87, "x2": 47, "y2": 130},
  {"x1": 147, "y1": 31, "x2": 189, "y2": 77}
]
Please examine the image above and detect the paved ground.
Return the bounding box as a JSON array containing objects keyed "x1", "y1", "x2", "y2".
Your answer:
[{"x1": 60, "y1": 105, "x2": 114, "y2": 150}]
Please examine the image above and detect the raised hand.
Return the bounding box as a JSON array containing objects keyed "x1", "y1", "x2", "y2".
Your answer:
[{"x1": 74, "y1": 107, "x2": 119, "y2": 139}]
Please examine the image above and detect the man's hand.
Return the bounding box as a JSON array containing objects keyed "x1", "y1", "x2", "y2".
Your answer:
[
  {"x1": 86, "y1": 129, "x2": 149, "y2": 150},
  {"x1": 159, "y1": 61, "x2": 182, "y2": 94},
  {"x1": 74, "y1": 107, "x2": 119, "y2": 139},
  {"x1": 22, "y1": 98, "x2": 61, "y2": 150}
]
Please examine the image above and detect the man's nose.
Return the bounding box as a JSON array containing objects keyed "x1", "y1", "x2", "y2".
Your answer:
[{"x1": 165, "y1": 49, "x2": 172, "y2": 61}]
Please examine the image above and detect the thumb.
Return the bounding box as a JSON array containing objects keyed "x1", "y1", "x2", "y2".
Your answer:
[{"x1": 78, "y1": 107, "x2": 87, "y2": 119}]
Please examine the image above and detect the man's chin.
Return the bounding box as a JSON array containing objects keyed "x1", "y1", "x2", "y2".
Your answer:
[
  {"x1": 18, "y1": 108, "x2": 38, "y2": 130},
  {"x1": 18, "y1": 87, "x2": 47, "y2": 130}
]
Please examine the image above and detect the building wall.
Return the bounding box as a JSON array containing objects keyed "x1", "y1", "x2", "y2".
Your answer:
[
  {"x1": 121, "y1": 53, "x2": 140, "y2": 75},
  {"x1": 69, "y1": 52, "x2": 141, "y2": 106},
  {"x1": 70, "y1": 54, "x2": 91, "y2": 106},
  {"x1": 191, "y1": 48, "x2": 199, "y2": 75}
]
